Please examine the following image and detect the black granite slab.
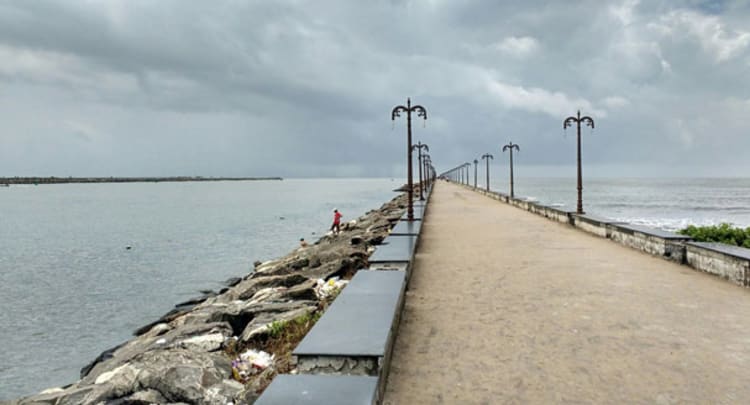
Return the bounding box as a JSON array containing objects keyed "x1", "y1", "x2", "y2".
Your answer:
[
  {"x1": 390, "y1": 219, "x2": 422, "y2": 235},
  {"x1": 399, "y1": 214, "x2": 422, "y2": 221},
  {"x1": 255, "y1": 374, "x2": 378, "y2": 405},
  {"x1": 368, "y1": 235, "x2": 418, "y2": 263},
  {"x1": 294, "y1": 270, "x2": 406, "y2": 356},
  {"x1": 399, "y1": 205, "x2": 424, "y2": 220}
]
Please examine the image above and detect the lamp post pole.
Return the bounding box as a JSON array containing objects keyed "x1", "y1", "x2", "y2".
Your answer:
[
  {"x1": 502, "y1": 142, "x2": 520, "y2": 198},
  {"x1": 392, "y1": 98, "x2": 428, "y2": 221},
  {"x1": 473, "y1": 159, "x2": 478, "y2": 188},
  {"x1": 465, "y1": 163, "x2": 470, "y2": 185},
  {"x1": 563, "y1": 111, "x2": 595, "y2": 214},
  {"x1": 412, "y1": 142, "x2": 429, "y2": 200},
  {"x1": 481, "y1": 153, "x2": 494, "y2": 191},
  {"x1": 422, "y1": 155, "x2": 430, "y2": 190},
  {"x1": 426, "y1": 157, "x2": 432, "y2": 188}
]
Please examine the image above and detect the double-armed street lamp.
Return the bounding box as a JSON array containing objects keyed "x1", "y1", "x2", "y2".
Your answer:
[
  {"x1": 392, "y1": 98, "x2": 428, "y2": 221},
  {"x1": 563, "y1": 110, "x2": 595, "y2": 214},
  {"x1": 412, "y1": 142, "x2": 429, "y2": 200},
  {"x1": 473, "y1": 159, "x2": 478, "y2": 188},
  {"x1": 502, "y1": 142, "x2": 520, "y2": 198},
  {"x1": 481, "y1": 153, "x2": 494, "y2": 191}
]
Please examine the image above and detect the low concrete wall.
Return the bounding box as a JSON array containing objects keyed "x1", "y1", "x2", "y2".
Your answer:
[
  {"x1": 572, "y1": 214, "x2": 614, "y2": 238},
  {"x1": 539, "y1": 205, "x2": 572, "y2": 225},
  {"x1": 451, "y1": 180, "x2": 750, "y2": 289},
  {"x1": 686, "y1": 242, "x2": 750, "y2": 287},
  {"x1": 607, "y1": 224, "x2": 690, "y2": 263}
]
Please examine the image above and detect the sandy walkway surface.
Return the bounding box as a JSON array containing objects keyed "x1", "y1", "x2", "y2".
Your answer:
[{"x1": 383, "y1": 181, "x2": 750, "y2": 404}]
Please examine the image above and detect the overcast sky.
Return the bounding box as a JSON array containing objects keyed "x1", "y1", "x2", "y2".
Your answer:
[{"x1": 1, "y1": 0, "x2": 748, "y2": 178}]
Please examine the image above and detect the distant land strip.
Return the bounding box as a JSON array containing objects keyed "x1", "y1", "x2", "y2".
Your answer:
[{"x1": 0, "y1": 176, "x2": 283, "y2": 185}]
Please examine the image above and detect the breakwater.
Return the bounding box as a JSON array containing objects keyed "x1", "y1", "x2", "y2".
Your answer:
[
  {"x1": 3, "y1": 191, "x2": 413, "y2": 404},
  {"x1": 0, "y1": 176, "x2": 282, "y2": 185}
]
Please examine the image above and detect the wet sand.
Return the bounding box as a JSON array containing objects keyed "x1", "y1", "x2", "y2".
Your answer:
[{"x1": 384, "y1": 181, "x2": 750, "y2": 404}]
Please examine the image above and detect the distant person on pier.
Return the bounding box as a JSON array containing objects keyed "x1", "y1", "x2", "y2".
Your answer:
[{"x1": 330, "y1": 209, "x2": 343, "y2": 235}]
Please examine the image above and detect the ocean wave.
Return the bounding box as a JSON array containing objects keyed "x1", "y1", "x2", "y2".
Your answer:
[{"x1": 609, "y1": 217, "x2": 746, "y2": 232}]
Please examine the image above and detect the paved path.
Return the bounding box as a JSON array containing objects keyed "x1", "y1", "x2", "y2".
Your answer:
[{"x1": 384, "y1": 181, "x2": 750, "y2": 404}]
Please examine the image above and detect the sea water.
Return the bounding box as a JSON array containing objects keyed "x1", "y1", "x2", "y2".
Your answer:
[
  {"x1": 2, "y1": 177, "x2": 750, "y2": 398},
  {"x1": 0, "y1": 178, "x2": 400, "y2": 399}
]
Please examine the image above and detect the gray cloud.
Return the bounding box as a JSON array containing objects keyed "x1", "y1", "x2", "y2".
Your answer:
[{"x1": 0, "y1": 0, "x2": 748, "y2": 178}]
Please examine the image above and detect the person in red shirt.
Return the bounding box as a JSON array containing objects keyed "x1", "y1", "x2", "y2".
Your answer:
[{"x1": 330, "y1": 209, "x2": 343, "y2": 235}]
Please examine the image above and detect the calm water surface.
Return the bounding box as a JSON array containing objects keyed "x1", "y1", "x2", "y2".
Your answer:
[{"x1": 0, "y1": 178, "x2": 400, "y2": 399}]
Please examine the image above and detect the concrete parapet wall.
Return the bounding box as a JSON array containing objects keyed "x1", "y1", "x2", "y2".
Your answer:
[
  {"x1": 573, "y1": 216, "x2": 609, "y2": 238},
  {"x1": 540, "y1": 206, "x2": 572, "y2": 224},
  {"x1": 609, "y1": 227, "x2": 674, "y2": 262},
  {"x1": 686, "y1": 242, "x2": 750, "y2": 287},
  {"x1": 573, "y1": 215, "x2": 630, "y2": 239},
  {"x1": 607, "y1": 224, "x2": 690, "y2": 263}
]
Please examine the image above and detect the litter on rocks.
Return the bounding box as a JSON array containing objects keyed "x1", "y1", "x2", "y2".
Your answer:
[
  {"x1": 314, "y1": 277, "x2": 348, "y2": 299},
  {"x1": 231, "y1": 349, "x2": 274, "y2": 382}
]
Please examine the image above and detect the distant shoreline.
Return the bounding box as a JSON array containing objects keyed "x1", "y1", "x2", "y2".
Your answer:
[{"x1": 0, "y1": 176, "x2": 283, "y2": 185}]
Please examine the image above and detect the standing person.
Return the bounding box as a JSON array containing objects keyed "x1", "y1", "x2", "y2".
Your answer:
[{"x1": 330, "y1": 209, "x2": 343, "y2": 235}]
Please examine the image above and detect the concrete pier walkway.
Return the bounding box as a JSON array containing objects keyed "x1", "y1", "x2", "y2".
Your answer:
[{"x1": 384, "y1": 181, "x2": 750, "y2": 404}]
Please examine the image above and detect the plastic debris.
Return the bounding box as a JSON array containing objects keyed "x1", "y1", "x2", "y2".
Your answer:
[
  {"x1": 231, "y1": 349, "x2": 275, "y2": 382},
  {"x1": 314, "y1": 277, "x2": 348, "y2": 299}
]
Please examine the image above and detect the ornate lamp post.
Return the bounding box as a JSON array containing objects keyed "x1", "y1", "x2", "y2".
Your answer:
[
  {"x1": 412, "y1": 142, "x2": 429, "y2": 200},
  {"x1": 481, "y1": 153, "x2": 494, "y2": 191},
  {"x1": 392, "y1": 98, "x2": 427, "y2": 221},
  {"x1": 563, "y1": 110, "x2": 595, "y2": 214},
  {"x1": 502, "y1": 142, "x2": 520, "y2": 198},
  {"x1": 473, "y1": 159, "x2": 478, "y2": 188}
]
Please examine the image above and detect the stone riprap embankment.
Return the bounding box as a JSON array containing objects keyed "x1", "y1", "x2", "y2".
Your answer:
[{"x1": 5, "y1": 193, "x2": 409, "y2": 405}]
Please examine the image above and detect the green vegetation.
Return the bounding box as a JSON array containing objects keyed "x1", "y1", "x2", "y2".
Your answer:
[
  {"x1": 678, "y1": 223, "x2": 750, "y2": 248},
  {"x1": 267, "y1": 320, "x2": 287, "y2": 338}
]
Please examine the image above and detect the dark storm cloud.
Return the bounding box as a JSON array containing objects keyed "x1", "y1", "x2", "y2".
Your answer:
[{"x1": 0, "y1": 0, "x2": 748, "y2": 178}]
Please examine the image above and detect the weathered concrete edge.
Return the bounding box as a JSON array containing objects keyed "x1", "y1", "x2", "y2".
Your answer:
[{"x1": 451, "y1": 181, "x2": 750, "y2": 289}]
